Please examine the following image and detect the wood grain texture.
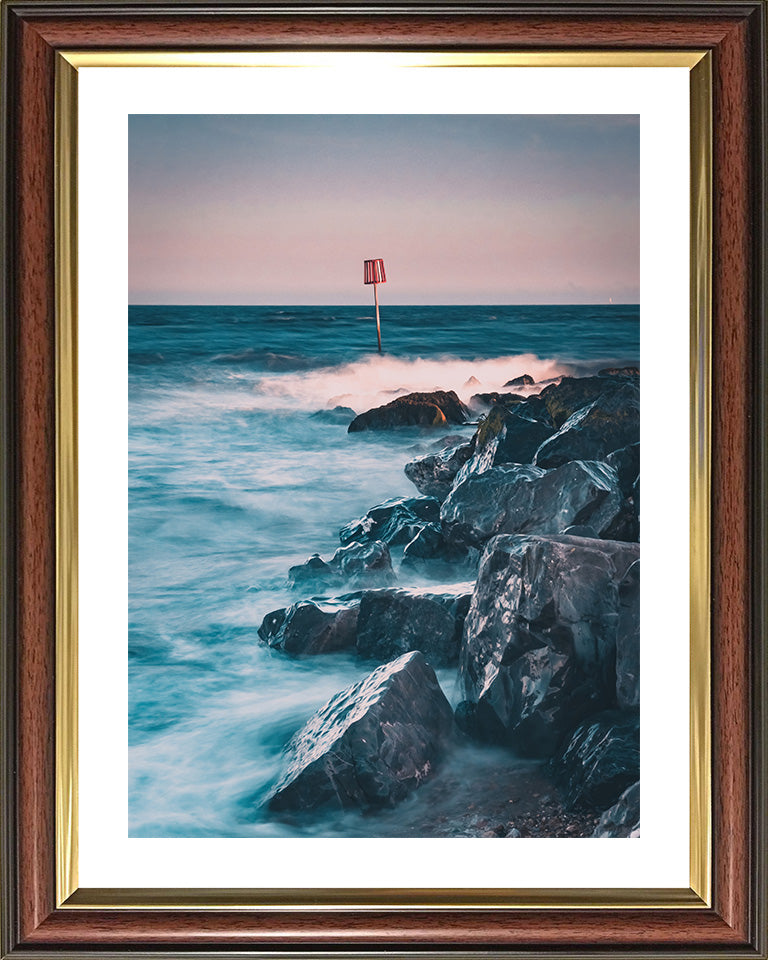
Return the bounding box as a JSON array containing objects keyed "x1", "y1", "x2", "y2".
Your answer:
[
  {"x1": 4, "y1": 2, "x2": 763, "y2": 954},
  {"x1": 14, "y1": 11, "x2": 57, "y2": 944},
  {"x1": 710, "y1": 15, "x2": 752, "y2": 943}
]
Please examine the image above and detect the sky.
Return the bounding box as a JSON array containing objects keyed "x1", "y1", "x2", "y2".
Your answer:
[{"x1": 129, "y1": 114, "x2": 639, "y2": 305}]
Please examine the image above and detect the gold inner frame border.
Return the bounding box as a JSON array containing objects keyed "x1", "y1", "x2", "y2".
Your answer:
[{"x1": 54, "y1": 49, "x2": 712, "y2": 912}]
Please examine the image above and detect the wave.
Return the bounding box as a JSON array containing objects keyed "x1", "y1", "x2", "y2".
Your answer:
[{"x1": 249, "y1": 352, "x2": 572, "y2": 414}]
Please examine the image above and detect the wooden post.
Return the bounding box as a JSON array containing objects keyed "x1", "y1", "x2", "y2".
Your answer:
[{"x1": 374, "y1": 281, "x2": 382, "y2": 353}]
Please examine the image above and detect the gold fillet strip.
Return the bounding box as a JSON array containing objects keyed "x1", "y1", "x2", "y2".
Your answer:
[
  {"x1": 64, "y1": 886, "x2": 707, "y2": 911},
  {"x1": 688, "y1": 53, "x2": 713, "y2": 907},
  {"x1": 54, "y1": 48, "x2": 713, "y2": 912},
  {"x1": 60, "y1": 50, "x2": 707, "y2": 69},
  {"x1": 55, "y1": 53, "x2": 80, "y2": 906}
]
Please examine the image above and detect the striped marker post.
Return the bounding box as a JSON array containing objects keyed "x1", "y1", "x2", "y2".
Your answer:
[{"x1": 363, "y1": 258, "x2": 386, "y2": 353}]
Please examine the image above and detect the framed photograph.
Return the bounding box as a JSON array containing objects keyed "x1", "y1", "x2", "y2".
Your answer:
[{"x1": 1, "y1": 2, "x2": 766, "y2": 957}]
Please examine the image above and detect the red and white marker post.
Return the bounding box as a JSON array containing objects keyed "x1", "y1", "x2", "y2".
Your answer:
[{"x1": 363, "y1": 258, "x2": 386, "y2": 353}]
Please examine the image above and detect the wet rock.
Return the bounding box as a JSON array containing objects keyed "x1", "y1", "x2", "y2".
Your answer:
[
  {"x1": 534, "y1": 381, "x2": 640, "y2": 469},
  {"x1": 552, "y1": 710, "x2": 640, "y2": 811},
  {"x1": 258, "y1": 597, "x2": 359, "y2": 655},
  {"x1": 348, "y1": 390, "x2": 469, "y2": 432},
  {"x1": 504, "y1": 374, "x2": 535, "y2": 388},
  {"x1": 604, "y1": 442, "x2": 640, "y2": 497},
  {"x1": 309, "y1": 405, "x2": 357, "y2": 424},
  {"x1": 340, "y1": 496, "x2": 441, "y2": 547},
  {"x1": 267, "y1": 651, "x2": 454, "y2": 812},
  {"x1": 404, "y1": 439, "x2": 475, "y2": 501},
  {"x1": 460, "y1": 403, "x2": 555, "y2": 476},
  {"x1": 459, "y1": 534, "x2": 640, "y2": 756},
  {"x1": 356, "y1": 588, "x2": 471, "y2": 666},
  {"x1": 441, "y1": 460, "x2": 625, "y2": 548},
  {"x1": 592, "y1": 781, "x2": 640, "y2": 837},
  {"x1": 289, "y1": 540, "x2": 396, "y2": 590},
  {"x1": 616, "y1": 560, "x2": 640, "y2": 708},
  {"x1": 400, "y1": 523, "x2": 474, "y2": 575},
  {"x1": 598, "y1": 366, "x2": 639, "y2": 379},
  {"x1": 563, "y1": 524, "x2": 598, "y2": 538},
  {"x1": 538, "y1": 375, "x2": 627, "y2": 429},
  {"x1": 468, "y1": 392, "x2": 526, "y2": 413}
]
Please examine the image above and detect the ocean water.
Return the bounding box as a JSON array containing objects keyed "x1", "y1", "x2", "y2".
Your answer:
[{"x1": 128, "y1": 304, "x2": 639, "y2": 838}]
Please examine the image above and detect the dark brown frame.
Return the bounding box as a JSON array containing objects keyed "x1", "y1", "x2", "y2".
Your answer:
[{"x1": 1, "y1": 2, "x2": 766, "y2": 956}]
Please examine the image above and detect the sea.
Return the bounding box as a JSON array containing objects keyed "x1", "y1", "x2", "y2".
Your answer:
[{"x1": 128, "y1": 304, "x2": 640, "y2": 838}]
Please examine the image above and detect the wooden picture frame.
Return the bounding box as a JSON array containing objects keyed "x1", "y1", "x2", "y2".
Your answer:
[{"x1": 1, "y1": 1, "x2": 766, "y2": 956}]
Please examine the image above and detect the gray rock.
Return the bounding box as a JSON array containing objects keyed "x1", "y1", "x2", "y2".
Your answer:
[
  {"x1": 289, "y1": 540, "x2": 396, "y2": 590},
  {"x1": 460, "y1": 404, "x2": 554, "y2": 476},
  {"x1": 441, "y1": 460, "x2": 625, "y2": 548},
  {"x1": 267, "y1": 651, "x2": 454, "y2": 812},
  {"x1": 552, "y1": 711, "x2": 640, "y2": 811},
  {"x1": 258, "y1": 597, "x2": 359, "y2": 655},
  {"x1": 458, "y1": 534, "x2": 640, "y2": 756},
  {"x1": 404, "y1": 440, "x2": 475, "y2": 501},
  {"x1": 538, "y1": 375, "x2": 628, "y2": 429},
  {"x1": 504, "y1": 374, "x2": 535, "y2": 388},
  {"x1": 616, "y1": 560, "x2": 640, "y2": 708},
  {"x1": 592, "y1": 781, "x2": 640, "y2": 837},
  {"x1": 605, "y1": 442, "x2": 640, "y2": 497},
  {"x1": 309, "y1": 405, "x2": 357, "y2": 424},
  {"x1": 355, "y1": 588, "x2": 471, "y2": 667},
  {"x1": 348, "y1": 391, "x2": 469, "y2": 432},
  {"x1": 340, "y1": 496, "x2": 441, "y2": 546},
  {"x1": 534, "y1": 381, "x2": 640, "y2": 469}
]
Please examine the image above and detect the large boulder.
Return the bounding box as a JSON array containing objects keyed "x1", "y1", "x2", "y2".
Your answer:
[
  {"x1": 267, "y1": 651, "x2": 454, "y2": 812},
  {"x1": 605, "y1": 443, "x2": 640, "y2": 497},
  {"x1": 552, "y1": 711, "x2": 640, "y2": 811},
  {"x1": 309, "y1": 405, "x2": 357, "y2": 424},
  {"x1": 441, "y1": 460, "x2": 625, "y2": 548},
  {"x1": 340, "y1": 496, "x2": 440, "y2": 546},
  {"x1": 400, "y1": 522, "x2": 473, "y2": 573},
  {"x1": 289, "y1": 540, "x2": 396, "y2": 590},
  {"x1": 355, "y1": 588, "x2": 471, "y2": 667},
  {"x1": 458, "y1": 534, "x2": 639, "y2": 756},
  {"x1": 534, "y1": 381, "x2": 640, "y2": 469},
  {"x1": 616, "y1": 560, "x2": 640, "y2": 708},
  {"x1": 504, "y1": 374, "x2": 535, "y2": 388},
  {"x1": 348, "y1": 391, "x2": 469, "y2": 432},
  {"x1": 592, "y1": 781, "x2": 640, "y2": 837},
  {"x1": 538, "y1": 375, "x2": 627, "y2": 429},
  {"x1": 258, "y1": 597, "x2": 359, "y2": 655},
  {"x1": 459, "y1": 403, "x2": 555, "y2": 477},
  {"x1": 467, "y1": 392, "x2": 526, "y2": 413},
  {"x1": 404, "y1": 439, "x2": 475, "y2": 501}
]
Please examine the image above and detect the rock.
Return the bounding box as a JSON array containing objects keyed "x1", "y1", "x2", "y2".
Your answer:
[
  {"x1": 267, "y1": 651, "x2": 454, "y2": 812},
  {"x1": 464, "y1": 376, "x2": 481, "y2": 388},
  {"x1": 289, "y1": 540, "x2": 396, "y2": 590},
  {"x1": 258, "y1": 597, "x2": 359, "y2": 655},
  {"x1": 538, "y1": 375, "x2": 628, "y2": 429},
  {"x1": 404, "y1": 439, "x2": 475, "y2": 500},
  {"x1": 534, "y1": 381, "x2": 640, "y2": 469},
  {"x1": 563, "y1": 524, "x2": 598, "y2": 538},
  {"x1": 356, "y1": 588, "x2": 471, "y2": 666},
  {"x1": 503, "y1": 374, "x2": 535, "y2": 388},
  {"x1": 468, "y1": 392, "x2": 526, "y2": 412},
  {"x1": 605, "y1": 442, "x2": 640, "y2": 497},
  {"x1": 309, "y1": 405, "x2": 356, "y2": 424},
  {"x1": 552, "y1": 711, "x2": 640, "y2": 811},
  {"x1": 348, "y1": 391, "x2": 469, "y2": 432},
  {"x1": 592, "y1": 781, "x2": 640, "y2": 837},
  {"x1": 458, "y1": 534, "x2": 640, "y2": 756},
  {"x1": 441, "y1": 460, "x2": 625, "y2": 548},
  {"x1": 340, "y1": 496, "x2": 441, "y2": 546},
  {"x1": 460, "y1": 403, "x2": 555, "y2": 476},
  {"x1": 616, "y1": 560, "x2": 640, "y2": 708},
  {"x1": 400, "y1": 523, "x2": 474, "y2": 574},
  {"x1": 598, "y1": 366, "x2": 639, "y2": 379}
]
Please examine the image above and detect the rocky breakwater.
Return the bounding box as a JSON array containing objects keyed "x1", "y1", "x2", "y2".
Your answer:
[
  {"x1": 266, "y1": 651, "x2": 454, "y2": 812},
  {"x1": 260, "y1": 370, "x2": 640, "y2": 834}
]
